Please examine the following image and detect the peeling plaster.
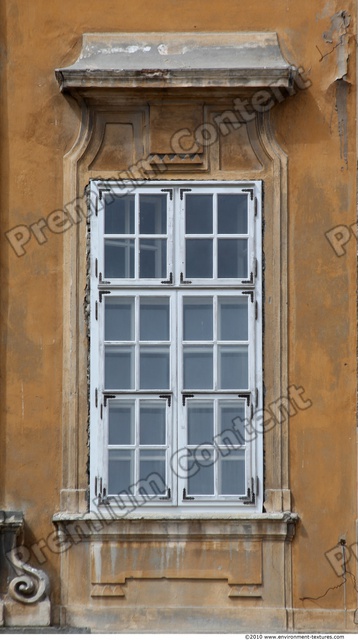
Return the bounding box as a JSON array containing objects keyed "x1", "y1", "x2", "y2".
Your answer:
[
  {"x1": 322, "y1": 10, "x2": 351, "y2": 80},
  {"x1": 336, "y1": 78, "x2": 349, "y2": 165},
  {"x1": 318, "y1": 11, "x2": 351, "y2": 166}
]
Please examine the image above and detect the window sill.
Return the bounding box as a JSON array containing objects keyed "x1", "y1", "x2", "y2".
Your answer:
[
  {"x1": 53, "y1": 510, "x2": 298, "y2": 544},
  {"x1": 53, "y1": 510, "x2": 297, "y2": 521}
]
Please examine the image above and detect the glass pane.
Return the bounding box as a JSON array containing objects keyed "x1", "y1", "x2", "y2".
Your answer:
[
  {"x1": 108, "y1": 450, "x2": 134, "y2": 495},
  {"x1": 186, "y1": 239, "x2": 213, "y2": 278},
  {"x1": 105, "y1": 297, "x2": 134, "y2": 341},
  {"x1": 217, "y1": 401, "x2": 246, "y2": 445},
  {"x1": 140, "y1": 347, "x2": 170, "y2": 389},
  {"x1": 139, "y1": 450, "x2": 166, "y2": 494},
  {"x1": 219, "y1": 450, "x2": 246, "y2": 495},
  {"x1": 218, "y1": 194, "x2": 248, "y2": 234},
  {"x1": 104, "y1": 239, "x2": 134, "y2": 279},
  {"x1": 183, "y1": 347, "x2": 213, "y2": 389},
  {"x1": 104, "y1": 194, "x2": 134, "y2": 234},
  {"x1": 139, "y1": 239, "x2": 167, "y2": 278},
  {"x1": 187, "y1": 450, "x2": 214, "y2": 495},
  {"x1": 139, "y1": 194, "x2": 167, "y2": 234},
  {"x1": 108, "y1": 400, "x2": 135, "y2": 445},
  {"x1": 218, "y1": 239, "x2": 248, "y2": 278},
  {"x1": 105, "y1": 346, "x2": 134, "y2": 390},
  {"x1": 140, "y1": 401, "x2": 166, "y2": 445},
  {"x1": 183, "y1": 298, "x2": 213, "y2": 341},
  {"x1": 140, "y1": 298, "x2": 169, "y2": 341},
  {"x1": 185, "y1": 194, "x2": 213, "y2": 234},
  {"x1": 187, "y1": 401, "x2": 214, "y2": 445},
  {"x1": 219, "y1": 346, "x2": 248, "y2": 389},
  {"x1": 218, "y1": 298, "x2": 248, "y2": 341}
]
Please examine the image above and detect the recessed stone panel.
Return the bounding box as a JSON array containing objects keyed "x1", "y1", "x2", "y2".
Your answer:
[
  {"x1": 91, "y1": 538, "x2": 262, "y2": 589},
  {"x1": 219, "y1": 122, "x2": 263, "y2": 172},
  {"x1": 89, "y1": 123, "x2": 134, "y2": 171}
]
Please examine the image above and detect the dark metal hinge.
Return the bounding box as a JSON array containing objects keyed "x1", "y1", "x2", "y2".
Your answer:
[
  {"x1": 161, "y1": 188, "x2": 173, "y2": 200},
  {"x1": 254, "y1": 197, "x2": 258, "y2": 216},
  {"x1": 95, "y1": 301, "x2": 98, "y2": 320},
  {"x1": 183, "y1": 488, "x2": 195, "y2": 501},
  {"x1": 242, "y1": 477, "x2": 256, "y2": 504},
  {"x1": 95, "y1": 388, "x2": 98, "y2": 408},
  {"x1": 180, "y1": 272, "x2": 192, "y2": 285},
  {"x1": 161, "y1": 272, "x2": 173, "y2": 285},
  {"x1": 242, "y1": 188, "x2": 254, "y2": 200},
  {"x1": 159, "y1": 394, "x2": 172, "y2": 407},
  {"x1": 159, "y1": 487, "x2": 172, "y2": 500},
  {"x1": 99, "y1": 188, "x2": 111, "y2": 201},
  {"x1": 104, "y1": 394, "x2": 116, "y2": 407},
  {"x1": 255, "y1": 301, "x2": 258, "y2": 320},
  {"x1": 180, "y1": 188, "x2": 192, "y2": 200},
  {"x1": 242, "y1": 290, "x2": 254, "y2": 302},
  {"x1": 99, "y1": 290, "x2": 111, "y2": 302},
  {"x1": 242, "y1": 272, "x2": 254, "y2": 285},
  {"x1": 238, "y1": 393, "x2": 251, "y2": 406},
  {"x1": 99, "y1": 273, "x2": 110, "y2": 285},
  {"x1": 182, "y1": 393, "x2": 194, "y2": 406}
]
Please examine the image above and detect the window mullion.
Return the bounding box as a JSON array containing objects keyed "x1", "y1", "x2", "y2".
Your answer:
[
  {"x1": 135, "y1": 191, "x2": 139, "y2": 279},
  {"x1": 213, "y1": 294, "x2": 218, "y2": 391},
  {"x1": 213, "y1": 192, "x2": 218, "y2": 280}
]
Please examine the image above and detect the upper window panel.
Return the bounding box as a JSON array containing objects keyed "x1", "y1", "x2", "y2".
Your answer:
[
  {"x1": 183, "y1": 191, "x2": 250, "y2": 281},
  {"x1": 95, "y1": 184, "x2": 257, "y2": 286},
  {"x1": 102, "y1": 191, "x2": 171, "y2": 282}
]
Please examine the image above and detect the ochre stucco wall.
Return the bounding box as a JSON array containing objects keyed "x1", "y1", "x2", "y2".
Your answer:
[{"x1": 0, "y1": 0, "x2": 356, "y2": 631}]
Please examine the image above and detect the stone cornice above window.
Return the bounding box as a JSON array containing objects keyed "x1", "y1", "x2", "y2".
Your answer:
[{"x1": 55, "y1": 32, "x2": 298, "y2": 94}]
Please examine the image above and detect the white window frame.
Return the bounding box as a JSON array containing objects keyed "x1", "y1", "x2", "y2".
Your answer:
[{"x1": 90, "y1": 181, "x2": 262, "y2": 513}]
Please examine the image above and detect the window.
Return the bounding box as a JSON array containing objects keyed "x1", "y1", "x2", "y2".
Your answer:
[{"x1": 90, "y1": 182, "x2": 262, "y2": 511}]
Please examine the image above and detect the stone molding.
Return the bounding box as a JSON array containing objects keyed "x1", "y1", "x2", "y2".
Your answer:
[
  {"x1": 55, "y1": 32, "x2": 298, "y2": 93},
  {"x1": 0, "y1": 512, "x2": 51, "y2": 627}
]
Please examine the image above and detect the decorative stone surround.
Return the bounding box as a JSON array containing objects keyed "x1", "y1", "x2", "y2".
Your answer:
[
  {"x1": 0, "y1": 512, "x2": 51, "y2": 627},
  {"x1": 54, "y1": 31, "x2": 301, "y2": 631}
]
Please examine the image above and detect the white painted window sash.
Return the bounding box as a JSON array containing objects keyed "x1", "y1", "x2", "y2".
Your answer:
[{"x1": 90, "y1": 181, "x2": 262, "y2": 512}]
